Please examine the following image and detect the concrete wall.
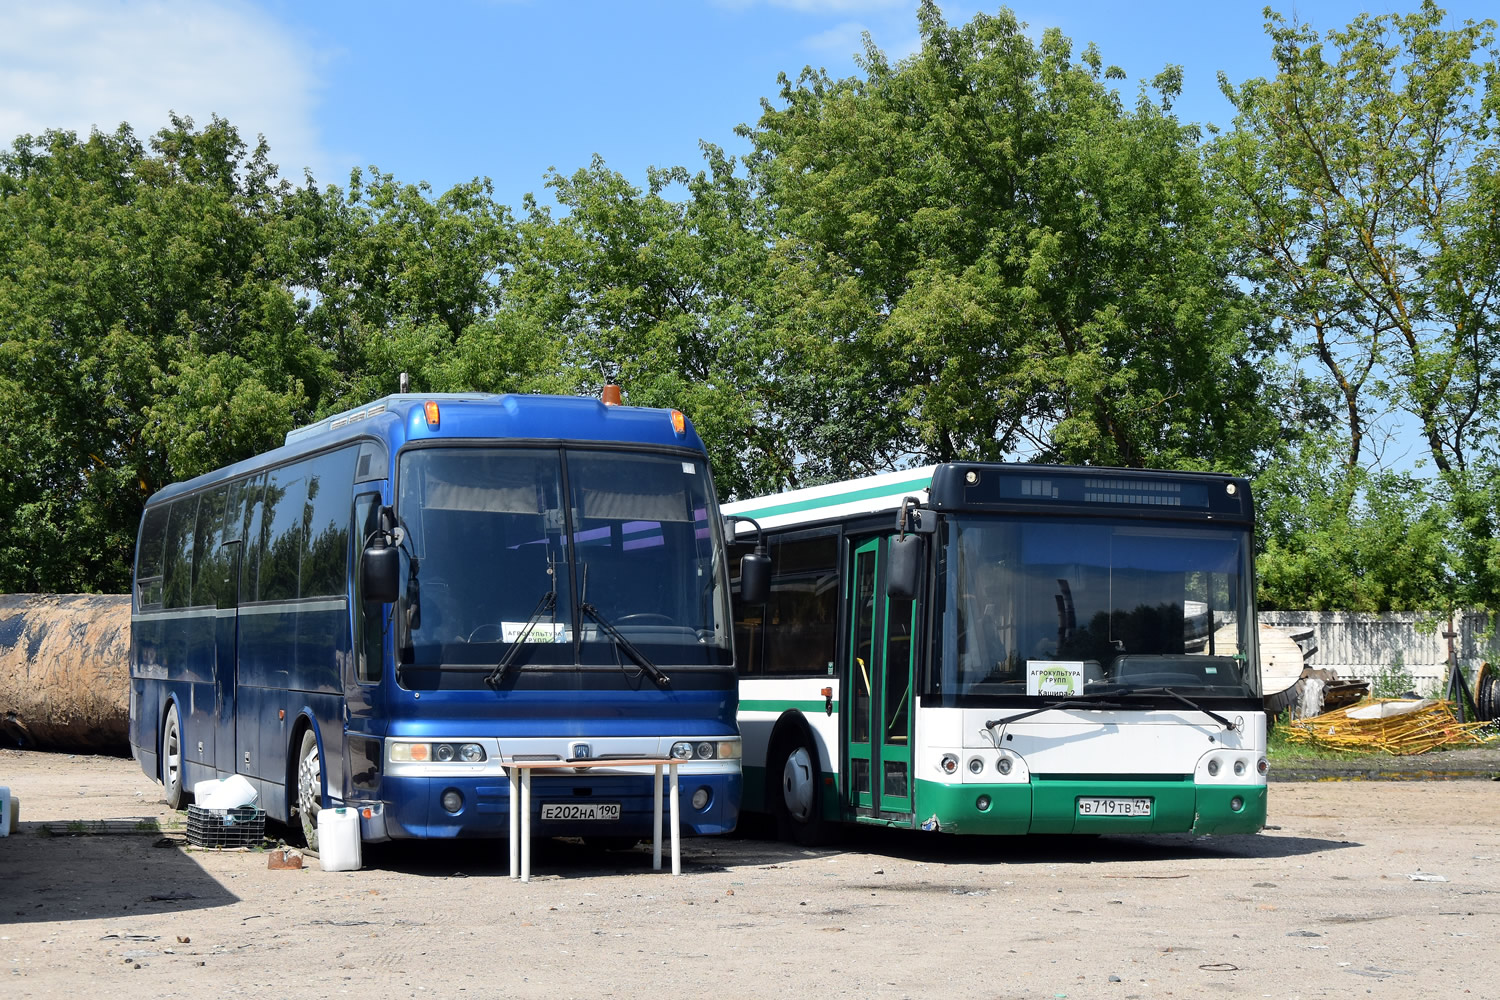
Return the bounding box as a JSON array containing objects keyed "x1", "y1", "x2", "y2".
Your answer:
[{"x1": 1258, "y1": 610, "x2": 1497, "y2": 695}]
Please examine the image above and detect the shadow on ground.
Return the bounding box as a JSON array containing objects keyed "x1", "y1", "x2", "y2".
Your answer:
[
  {"x1": 2, "y1": 827, "x2": 239, "y2": 925},
  {"x1": 356, "y1": 815, "x2": 1355, "y2": 880}
]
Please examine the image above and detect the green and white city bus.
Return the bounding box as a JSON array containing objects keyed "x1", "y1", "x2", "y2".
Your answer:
[{"x1": 724, "y1": 463, "x2": 1267, "y2": 841}]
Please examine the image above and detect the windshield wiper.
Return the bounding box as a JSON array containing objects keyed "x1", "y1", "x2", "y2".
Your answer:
[
  {"x1": 986, "y1": 687, "x2": 1235, "y2": 731},
  {"x1": 579, "y1": 603, "x2": 672, "y2": 689},
  {"x1": 1116, "y1": 686, "x2": 1235, "y2": 730},
  {"x1": 986, "y1": 691, "x2": 1132, "y2": 729},
  {"x1": 486, "y1": 591, "x2": 556, "y2": 688}
]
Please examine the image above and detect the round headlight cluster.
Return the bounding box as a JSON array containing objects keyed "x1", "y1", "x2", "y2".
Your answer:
[
  {"x1": 996, "y1": 756, "x2": 1014, "y2": 776},
  {"x1": 390, "y1": 742, "x2": 487, "y2": 763},
  {"x1": 967, "y1": 756, "x2": 985, "y2": 775},
  {"x1": 1207, "y1": 758, "x2": 1221, "y2": 776},
  {"x1": 940, "y1": 754, "x2": 959, "y2": 774},
  {"x1": 671, "y1": 741, "x2": 737, "y2": 760}
]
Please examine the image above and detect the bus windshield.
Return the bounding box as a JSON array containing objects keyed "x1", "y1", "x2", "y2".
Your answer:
[
  {"x1": 940, "y1": 516, "x2": 1258, "y2": 700},
  {"x1": 396, "y1": 447, "x2": 731, "y2": 673}
]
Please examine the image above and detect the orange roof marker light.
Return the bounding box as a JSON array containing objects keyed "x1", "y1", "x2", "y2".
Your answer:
[
  {"x1": 424, "y1": 400, "x2": 440, "y2": 428},
  {"x1": 601, "y1": 384, "x2": 623, "y2": 406},
  {"x1": 670, "y1": 409, "x2": 687, "y2": 437}
]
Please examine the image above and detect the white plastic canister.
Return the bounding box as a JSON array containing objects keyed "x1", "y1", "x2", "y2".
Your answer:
[
  {"x1": 317, "y1": 807, "x2": 362, "y2": 871},
  {"x1": 0, "y1": 787, "x2": 11, "y2": 837}
]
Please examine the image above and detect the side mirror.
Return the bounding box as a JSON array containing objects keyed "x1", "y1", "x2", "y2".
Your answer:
[
  {"x1": 740, "y1": 550, "x2": 771, "y2": 605},
  {"x1": 887, "y1": 534, "x2": 924, "y2": 601},
  {"x1": 362, "y1": 541, "x2": 400, "y2": 604}
]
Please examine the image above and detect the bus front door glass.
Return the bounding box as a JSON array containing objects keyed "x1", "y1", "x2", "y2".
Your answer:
[
  {"x1": 846, "y1": 537, "x2": 915, "y2": 818},
  {"x1": 847, "y1": 540, "x2": 877, "y2": 809},
  {"x1": 879, "y1": 585, "x2": 914, "y2": 814}
]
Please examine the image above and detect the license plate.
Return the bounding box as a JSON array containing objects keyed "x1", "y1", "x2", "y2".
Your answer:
[
  {"x1": 540, "y1": 802, "x2": 622, "y2": 821},
  {"x1": 1077, "y1": 796, "x2": 1152, "y2": 817}
]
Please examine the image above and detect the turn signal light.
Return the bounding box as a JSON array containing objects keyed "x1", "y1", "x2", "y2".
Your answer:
[
  {"x1": 424, "y1": 400, "x2": 440, "y2": 427},
  {"x1": 670, "y1": 409, "x2": 686, "y2": 435}
]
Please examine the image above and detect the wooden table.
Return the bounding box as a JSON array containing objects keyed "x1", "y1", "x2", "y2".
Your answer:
[{"x1": 503, "y1": 757, "x2": 682, "y2": 882}]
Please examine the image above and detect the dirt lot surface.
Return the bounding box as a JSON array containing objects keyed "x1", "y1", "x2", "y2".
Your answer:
[{"x1": 3, "y1": 748, "x2": 1498, "y2": 1000}]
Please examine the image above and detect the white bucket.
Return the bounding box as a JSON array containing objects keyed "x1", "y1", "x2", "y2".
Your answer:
[
  {"x1": 317, "y1": 807, "x2": 362, "y2": 872},
  {"x1": 0, "y1": 787, "x2": 11, "y2": 837}
]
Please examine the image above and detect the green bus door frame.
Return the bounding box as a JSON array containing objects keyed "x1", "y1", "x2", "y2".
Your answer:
[{"x1": 845, "y1": 537, "x2": 915, "y2": 822}]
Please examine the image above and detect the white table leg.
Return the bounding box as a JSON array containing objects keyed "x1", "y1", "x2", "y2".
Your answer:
[
  {"x1": 651, "y1": 764, "x2": 663, "y2": 871},
  {"x1": 669, "y1": 761, "x2": 680, "y2": 876},
  {"x1": 520, "y1": 768, "x2": 532, "y2": 883},
  {"x1": 508, "y1": 766, "x2": 519, "y2": 879}
]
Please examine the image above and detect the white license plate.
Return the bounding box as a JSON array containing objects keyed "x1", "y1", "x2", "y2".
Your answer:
[
  {"x1": 1077, "y1": 796, "x2": 1152, "y2": 817},
  {"x1": 540, "y1": 802, "x2": 622, "y2": 821}
]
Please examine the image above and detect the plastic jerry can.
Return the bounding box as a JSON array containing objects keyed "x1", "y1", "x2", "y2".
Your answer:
[{"x1": 317, "y1": 807, "x2": 361, "y2": 871}]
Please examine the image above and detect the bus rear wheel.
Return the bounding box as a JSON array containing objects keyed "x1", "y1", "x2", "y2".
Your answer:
[
  {"x1": 296, "y1": 730, "x2": 322, "y2": 851},
  {"x1": 774, "y1": 736, "x2": 831, "y2": 846},
  {"x1": 161, "y1": 704, "x2": 187, "y2": 811}
]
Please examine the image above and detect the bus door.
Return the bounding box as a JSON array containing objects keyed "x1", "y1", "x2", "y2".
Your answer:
[
  {"x1": 845, "y1": 537, "x2": 915, "y2": 822},
  {"x1": 212, "y1": 539, "x2": 242, "y2": 776}
]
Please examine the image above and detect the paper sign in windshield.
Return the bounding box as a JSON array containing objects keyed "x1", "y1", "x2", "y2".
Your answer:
[
  {"x1": 1026, "y1": 660, "x2": 1086, "y2": 697},
  {"x1": 501, "y1": 622, "x2": 566, "y2": 643}
]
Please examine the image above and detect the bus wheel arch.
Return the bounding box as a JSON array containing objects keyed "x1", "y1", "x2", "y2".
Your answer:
[
  {"x1": 290, "y1": 718, "x2": 323, "y2": 851},
  {"x1": 160, "y1": 701, "x2": 187, "y2": 811},
  {"x1": 767, "y1": 714, "x2": 832, "y2": 846}
]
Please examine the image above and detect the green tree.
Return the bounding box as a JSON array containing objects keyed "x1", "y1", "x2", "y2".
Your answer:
[
  {"x1": 0, "y1": 116, "x2": 313, "y2": 591},
  {"x1": 1212, "y1": 2, "x2": 1500, "y2": 607},
  {"x1": 740, "y1": 2, "x2": 1277, "y2": 479},
  {"x1": 511, "y1": 151, "x2": 795, "y2": 498}
]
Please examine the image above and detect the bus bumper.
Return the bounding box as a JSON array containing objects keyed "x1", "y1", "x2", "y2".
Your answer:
[
  {"x1": 371, "y1": 771, "x2": 741, "y2": 840},
  {"x1": 914, "y1": 778, "x2": 1267, "y2": 835}
]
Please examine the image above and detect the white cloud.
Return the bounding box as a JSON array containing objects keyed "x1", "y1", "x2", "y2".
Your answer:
[{"x1": 0, "y1": 0, "x2": 342, "y2": 184}]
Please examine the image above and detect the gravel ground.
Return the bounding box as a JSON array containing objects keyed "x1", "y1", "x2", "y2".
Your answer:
[{"x1": 3, "y1": 746, "x2": 1499, "y2": 1000}]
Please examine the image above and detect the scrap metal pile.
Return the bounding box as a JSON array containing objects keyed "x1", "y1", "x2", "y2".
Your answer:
[{"x1": 1282, "y1": 698, "x2": 1498, "y2": 755}]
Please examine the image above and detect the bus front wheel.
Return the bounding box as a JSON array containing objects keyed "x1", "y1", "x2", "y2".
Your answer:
[
  {"x1": 774, "y1": 736, "x2": 830, "y2": 846},
  {"x1": 296, "y1": 729, "x2": 322, "y2": 851},
  {"x1": 161, "y1": 704, "x2": 187, "y2": 811}
]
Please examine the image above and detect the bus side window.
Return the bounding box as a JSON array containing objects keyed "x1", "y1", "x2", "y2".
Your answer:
[
  {"x1": 764, "y1": 533, "x2": 839, "y2": 677},
  {"x1": 192, "y1": 486, "x2": 229, "y2": 608},
  {"x1": 301, "y1": 447, "x2": 358, "y2": 599},
  {"x1": 162, "y1": 498, "x2": 199, "y2": 610},
  {"x1": 136, "y1": 505, "x2": 170, "y2": 611},
  {"x1": 240, "y1": 475, "x2": 268, "y2": 602},
  {"x1": 259, "y1": 464, "x2": 308, "y2": 602}
]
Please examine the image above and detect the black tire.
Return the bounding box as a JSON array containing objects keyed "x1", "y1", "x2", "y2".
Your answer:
[
  {"x1": 296, "y1": 729, "x2": 322, "y2": 851},
  {"x1": 161, "y1": 704, "x2": 187, "y2": 810},
  {"x1": 1479, "y1": 673, "x2": 1498, "y2": 722},
  {"x1": 772, "y1": 731, "x2": 831, "y2": 846}
]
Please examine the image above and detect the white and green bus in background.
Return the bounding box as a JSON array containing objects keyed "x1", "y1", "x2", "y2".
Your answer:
[{"x1": 724, "y1": 463, "x2": 1267, "y2": 842}]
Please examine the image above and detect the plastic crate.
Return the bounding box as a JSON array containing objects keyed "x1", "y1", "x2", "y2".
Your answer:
[{"x1": 186, "y1": 805, "x2": 266, "y2": 848}]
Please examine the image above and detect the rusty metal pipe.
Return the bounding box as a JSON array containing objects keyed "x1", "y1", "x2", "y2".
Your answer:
[{"x1": 0, "y1": 594, "x2": 131, "y2": 753}]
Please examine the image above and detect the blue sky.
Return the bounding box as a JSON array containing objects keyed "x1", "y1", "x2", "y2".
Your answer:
[{"x1": 2, "y1": 0, "x2": 1495, "y2": 208}]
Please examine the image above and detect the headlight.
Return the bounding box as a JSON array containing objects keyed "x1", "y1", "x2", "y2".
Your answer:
[
  {"x1": 1233, "y1": 759, "x2": 1246, "y2": 777},
  {"x1": 1207, "y1": 758, "x2": 1221, "y2": 776},
  {"x1": 967, "y1": 757, "x2": 984, "y2": 775},
  {"x1": 390, "y1": 742, "x2": 486, "y2": 763},
  {"x1": 996, "y1": 756, "x2": 1013, "y2": 776},
  {"x1": 940, "y1": 754, "x2": 958, "y2": 775},
  {"x1": 669, "y1": 740, "x2": 739, "y2": 760}
]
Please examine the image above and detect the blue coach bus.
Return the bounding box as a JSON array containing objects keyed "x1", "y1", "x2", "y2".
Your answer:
[{"x1": 129, "y1": 392, "x2": 759, "y2": 848}]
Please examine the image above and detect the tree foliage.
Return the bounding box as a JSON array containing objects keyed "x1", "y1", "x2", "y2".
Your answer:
[
  {"x1": 0, "y1": 4, "x2": 1496, "y2": 615},
  {"x1": 1212, "y1": 1, "x2": 1500, "y2": 607},
  {"x1": 742, "y1": 2, "x2": 1276, "y2": 476}
]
